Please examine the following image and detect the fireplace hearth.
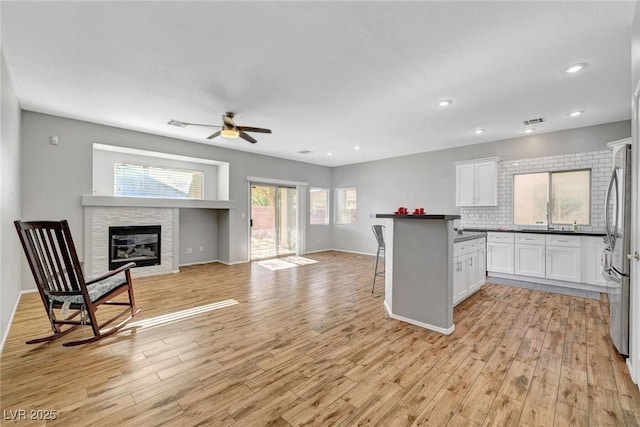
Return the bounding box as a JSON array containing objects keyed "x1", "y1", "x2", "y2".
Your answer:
[{"x1": 109, "y1": 225, "x2": 161, "y2": 270}]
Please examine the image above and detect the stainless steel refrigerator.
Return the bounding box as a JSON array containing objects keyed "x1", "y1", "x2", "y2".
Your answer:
[{"x1": 603, "y1": 141, "x2": 632, "y2": 356}]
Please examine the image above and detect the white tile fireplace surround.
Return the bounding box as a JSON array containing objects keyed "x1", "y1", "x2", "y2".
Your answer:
[
  {"x1": 82, "y1": 196, "x2": 234, "y2": 278},
  {"x1": 84, "y1": 206, "x2": 176, "y2": 278}
]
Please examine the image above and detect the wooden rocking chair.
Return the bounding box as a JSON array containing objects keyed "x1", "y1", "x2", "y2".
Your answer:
[{"x1": 14, "y1": 220, "x2": 140, "y2": 346}]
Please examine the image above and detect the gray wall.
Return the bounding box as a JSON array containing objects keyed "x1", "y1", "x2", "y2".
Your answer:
[
  {"x1": 1, "y1": 50, "x2": 22, "y2": 347},
  {"x1": 20, "y1": 111, "x2": 333, "y2": 282},
  {"x1": 179, "y1": 208, "x2": 219, "y2": 265},
  {"x1": 332, "y1": 121, "x2": 631, "y2": 255}
]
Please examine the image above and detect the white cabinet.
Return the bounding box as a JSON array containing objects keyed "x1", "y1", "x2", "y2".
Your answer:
[
  {"x1": 453, "y1": 237, "x2": 487, "y2": 306},
  {"x1": 487, "y1": 232, "x2": 514, "y2": 274},
  {"x1": 455, "y1": 158, "x2": 500, "y2": 207},
  {"x1": 545, "y1": 235, "x2": 581, "y2": 283},
  {"x1": 581, "y1": 236, "x2": 607, "y2": 287},
  {"x1": 514, "y1": 234, "x2": 546, "y2": 278}
]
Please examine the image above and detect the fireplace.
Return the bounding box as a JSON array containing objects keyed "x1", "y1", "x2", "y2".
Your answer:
[{"x1": 109, "y1": 225, "x2": 161, "y2": 270}]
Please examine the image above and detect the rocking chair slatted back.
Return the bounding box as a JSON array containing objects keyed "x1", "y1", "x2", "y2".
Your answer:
[
  {"x1": 21, "y1": 221, "x2": 84, "y2": 297},
  {"x1": 14, "y1": 219, "x2": 140, "y2": 346}
]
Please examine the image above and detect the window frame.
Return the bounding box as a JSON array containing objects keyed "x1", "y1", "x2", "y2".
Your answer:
[
  {"x1": 334, "y1": 186, "x2": 357, "y2": 225},
  {"x1": 513, "y1": 168, "x2": 592, "y2": 226},
  {"x1": 114, "y1": 161, "x2": 205, "y2": 200},
  {"x1": 309, "y1": 187, "x2": 330, "y2": 225}
]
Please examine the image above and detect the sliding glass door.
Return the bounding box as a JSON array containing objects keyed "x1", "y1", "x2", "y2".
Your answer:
[{"x1": 250, "y1": 184, "x2": 297, "y2": 260}]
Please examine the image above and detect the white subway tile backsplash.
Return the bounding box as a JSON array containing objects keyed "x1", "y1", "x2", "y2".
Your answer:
[{"x1": 461, "y1": 149, "x2": 611, "y2": 230}]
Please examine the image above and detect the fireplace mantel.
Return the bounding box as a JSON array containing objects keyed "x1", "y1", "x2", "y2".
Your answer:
[{"x1": 82, "y1": 195, "x2": 234, "y2": 210}]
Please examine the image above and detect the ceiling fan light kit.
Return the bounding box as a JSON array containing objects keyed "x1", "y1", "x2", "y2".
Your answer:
[{"x1": 221, "y1": 128, "x2": 240, "y2": 139}]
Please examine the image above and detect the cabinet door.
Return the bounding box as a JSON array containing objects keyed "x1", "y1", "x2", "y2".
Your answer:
[
  {"x1": 475, "y1": 161, "x2": 498, "y2": 206},
  {"x1": 466, "y1": 251, "x2": 479, "y2": 292},
  {"x1": 474, "y1": 248, "x2": 487, "y2": 290},
  {"x1": 546, "y1": 246, "x2": 581, "y2": 282},
  {"x1": 487, "y1": 242, "x2": 514, "y2": 274},
  {"x1": 514, "y1": 244, "x2": 546, "y2": 278},
  {"x1": 581, "y1": 236, "x2": 607, "y2": 286},
  {"x1": 453, "y1": 256, "x2": 468, "y2": 304},
  {"x1": 456, "y1": 164, "x2": 476, "y2": 207}
]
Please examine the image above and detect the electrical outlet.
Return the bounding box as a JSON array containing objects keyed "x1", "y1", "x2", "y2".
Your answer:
[
  {"x1": 317, "y1": 239, "x2": 320, "y2": 244},
  {"x1": 186, "y1": 247, "x2": 192, "y2": 254},
  {"x1": 199, "y1": 246, "x2": 203, "y2": 252}
]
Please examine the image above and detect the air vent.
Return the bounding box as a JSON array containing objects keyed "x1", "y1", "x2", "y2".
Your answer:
[
  {"x1": 523, "y1": 117, "x2": 545, "y2": 126},
  {"x1": 167, "y1": 119, "x2": 188, "y2": 128},
  {"x1": 297, "y1": 150, "x2": 313, "y2": 154}
]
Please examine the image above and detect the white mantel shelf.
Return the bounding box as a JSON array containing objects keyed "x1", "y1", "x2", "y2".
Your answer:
[{"x1": 82, "y1": 195, "x2": 235, "y2": 210}]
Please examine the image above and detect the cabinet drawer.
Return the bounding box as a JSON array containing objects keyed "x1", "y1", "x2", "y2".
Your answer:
[
  {"x1": 468, "y1": 240, "x2": 478, "y2": 252},
  {"x1": 515, "y1": 234, "x2": 545, "y2": 245},
  {"x1": 454, "y1": 242, "x2": 469, "y2": 257},
  {"x1": 546, "y1": 235, "x2": 581, "y2": 247},
  {"x1": 487, "y1": 232, "x2": 514, "y2": 243}
]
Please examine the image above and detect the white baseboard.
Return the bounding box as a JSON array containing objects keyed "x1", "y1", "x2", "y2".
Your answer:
[
  {"x1": 383, "y1": 300, "x2": 455, "y2": 335},
  {"x1": 0, "y1": 289, "x2": 37, "y2": 353},
  {"x1": 179, "y1": 259, "x2": 221, "y2": 267},
  {"x1": 329, "y1": 248, "x2": 377, "y2": 257}
]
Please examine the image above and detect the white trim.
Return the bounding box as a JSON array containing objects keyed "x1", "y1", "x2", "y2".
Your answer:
[
  {"x1": 627, "y1": 77, "x2": 640, "y2": 386},
  {"x1": 82, "y1": 195, "x2": 234, "y2": 209},
  {"x1": 0, "y1": 289, "x2": 37, "y2": 352},
  {"x1": 454, "y1": 156, "x2": 501, "y2": 166},
  {"x1": 246, "y1": 176, "x2": 307, "y2": 186},
  {"x1": 93, "y1": 143, "x2": 226, "y2": 166},
  {"x1": 179, "y1": 260, "x2": 222, "y2": 267},
  {"x1": 385, "y1": 306, "x2": 456, "y2": 335},
  {"x1": 329, "y1": 248, "x2": 377, "y2": 257}
]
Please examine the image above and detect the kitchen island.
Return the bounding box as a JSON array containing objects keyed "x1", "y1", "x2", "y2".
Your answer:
[{"x1": 376, "y1": 214, "x2": 461, "y2": 334}]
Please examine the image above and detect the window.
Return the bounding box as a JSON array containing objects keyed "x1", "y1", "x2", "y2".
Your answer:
[
  {"x1": 513, "y1": 169, "x2": 591, "y2": 226},
  {"x1": 114, "y1": 163, "x2": 204, "y2": 199},
  {"x1": 335, "y1": 187, "x2": 357, "y2": 225},
  {"x1": 309, "y1": 188, "x2": 329, "y2": 225}
]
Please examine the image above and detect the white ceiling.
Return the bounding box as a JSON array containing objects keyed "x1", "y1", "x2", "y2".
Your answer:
[{"x1": 1, "y1": 1, "x2": 634, "y2": 167}]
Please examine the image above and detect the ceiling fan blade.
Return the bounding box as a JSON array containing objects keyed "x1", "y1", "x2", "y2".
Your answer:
[
  {"x1": 185, "y1": 122, "x2": 222, "y2": 128},
  {"x1": 239, "y1": 131, "x2": 257, "y2": 144},
  {"x1": 206, "y1": 130, "x2": 222, "y2": 140},
  {"x1": 237, "y1": 126, "x2": 272, "y2": 134}
]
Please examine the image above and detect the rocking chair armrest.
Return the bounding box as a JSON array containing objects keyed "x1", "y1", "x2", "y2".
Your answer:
[{"x1": 85, "y1": 262, "x2": 136, "y2": 285}]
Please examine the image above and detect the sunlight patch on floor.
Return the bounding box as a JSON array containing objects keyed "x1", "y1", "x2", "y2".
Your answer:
[
  {"x1": 128, "y1": 299, "x2": 239, "y2": 330},
  {"x1": 255, "y1": 256, "x2": 319, "y2": 271}
]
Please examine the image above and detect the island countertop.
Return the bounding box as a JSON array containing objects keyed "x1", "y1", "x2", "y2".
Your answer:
[{"x1": 376, "y1": 214, "x2": 461, "y2": 220}]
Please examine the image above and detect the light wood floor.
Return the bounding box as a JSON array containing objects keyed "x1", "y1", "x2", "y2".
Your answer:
[{"x1": 2, "y1": 251, "x2": 639, "y2": 426}]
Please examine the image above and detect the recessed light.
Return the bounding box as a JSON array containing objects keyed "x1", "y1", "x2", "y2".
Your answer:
[
  {"x1": 474, "y1": 129, "x2": 486, "y2": 134},
  {"x1": 563, "y1": 63, "x2": 587, "y2": 74},
  {"x1": 522, "y1": 128, "x2": 536, "y2": 134},
  {"x1": 354, "y1": 145, "x2": 361, "y2": 150},
  {"x1": 568, "y1": 111, "x2": 584, "y2": 117},
  {"x1": 327, "y1": 152, "x2": 334, "y2": 156},
  {"x1": 437, "y1": 99, "x2": 453, "y2": 107}
]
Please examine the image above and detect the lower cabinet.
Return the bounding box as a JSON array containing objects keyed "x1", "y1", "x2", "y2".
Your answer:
[
  {"x1": 514, "y1": 234, "x2": 546, "y2": 278},
  {"x1": 545, "y1": 235, "x2": 581, "y2": 283},
  {"x1": 453, "y1": 237, "x2": 486, "y2": 306},
  {"x1": 581, "y1": 236, "x2": 607, "y2": 286},
  {"x1": 487, "y1": 233, "x2": 514, "y2": 274}
]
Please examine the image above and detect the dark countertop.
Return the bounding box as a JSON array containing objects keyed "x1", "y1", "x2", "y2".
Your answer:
[
  {"x1": 376, "y1": 214, "x2": 461, "y2": 220},
  {"x1": 463, "y1": 227, "x2": 605, "y2": 237},
  {"x1": 453, "y1": 231, "x2": 487, "y2": 243}
]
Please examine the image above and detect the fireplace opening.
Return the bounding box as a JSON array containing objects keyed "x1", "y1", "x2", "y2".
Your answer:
[{"x1": 109, "y1": 225, "x2": 161, "y2": 270}]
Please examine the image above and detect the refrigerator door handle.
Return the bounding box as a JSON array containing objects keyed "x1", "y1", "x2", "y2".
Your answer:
[
  {"x1": 627, "y1": 251, "x2": 640, "y2": 261},
  {"x1": 604, "y1": 169, "x2": 618, "y2": 249}
]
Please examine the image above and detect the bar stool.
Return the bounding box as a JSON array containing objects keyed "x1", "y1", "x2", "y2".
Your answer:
[{"x1": 371, "y1": 225, "x2": 385, "y2": 293}]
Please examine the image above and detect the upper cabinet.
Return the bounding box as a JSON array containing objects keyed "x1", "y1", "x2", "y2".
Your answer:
[{"x1": 455, "y1": 158, "x2": 500, "y2": 207}]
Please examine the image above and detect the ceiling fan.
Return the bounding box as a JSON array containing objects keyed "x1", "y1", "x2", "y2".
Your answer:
[{"x1": 168, "y1": 112, "x2": 272, "y2": 144}]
